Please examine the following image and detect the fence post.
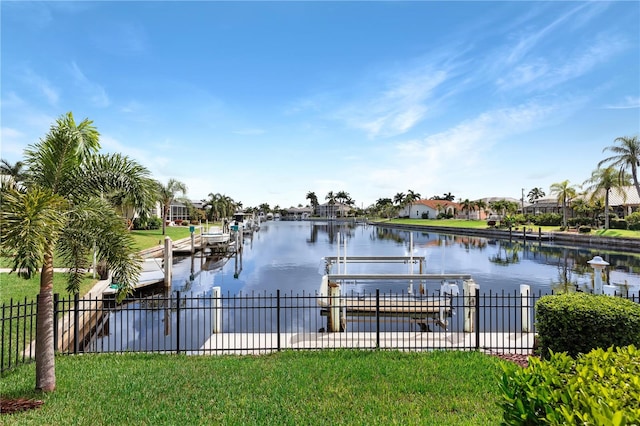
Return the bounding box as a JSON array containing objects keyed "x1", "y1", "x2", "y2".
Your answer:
[
  {"x1": 520, "y1": 284, "x2": 531, "y2": 332},
  {"x1": 375, "y1": 289, "x2": 380, "y2": 349},
  {"x1": 53, "y1": 293, "x2": 59, "y2": 352},
  {"x1": 276, "y1": 290, "x2": 281, "y2": 351},
  {"x1": 73, "y1": 293, "x2": 80, "y2": 354},
  {"x1": 176, "y1": 291, "x2": 181, "y2": 354},
  {"x1": 475, "y1": 288, "x2": 480, "y2": 350},
  {"x1": 212, "y1": 286, "x2": 221, "y2": 334}
]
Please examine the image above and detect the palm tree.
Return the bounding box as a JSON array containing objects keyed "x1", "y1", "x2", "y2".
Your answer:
[
  {"x1": 306, "y1": 191, "x2": 318, "y2": 212},
  {"x1": 0, "y1": 112, "x2": 152, "y2": 392},
  {"x1": 393, "y1": 192, "x2": 405, "y2": 206},
  {"x1": 325, "y1": 191, "x2": 336, "y2": 218},
  {"x1": 599, "y1": 135, "x2": 640, "y2": 199},
  {"x1": 442, "y1": 192, "x2": 455, "y2": 201},
  {"x1": 258, "y1": 203, "x2": 271, "y2": 215},
  {"x1": 157, "y1": 178, "x2": 188, "y2": 235},
  {"x1": 550, "y1": 180, "x2": 578, "y2": 228},
  {"x1": 461, "y1": 199, "x2": 475, "y2": 220},
  {"x1": 583, "y1": 167, "x2": 632, "y2": 229},
  {"x1": 475, "y1": 199, "x2": 487, "y2": 219},
  {"x1": 527, "y1": 187, "x2": 546, "y2": 204},
  {"x1": 100, "y1": 155, "x2": 157, "y2": 229},
  {"x1": 0, "y1": 158, "x2": 27, "y2": 188},
  {"x1": 405, "y1": 189, "x2": 421, "y2": 203}
]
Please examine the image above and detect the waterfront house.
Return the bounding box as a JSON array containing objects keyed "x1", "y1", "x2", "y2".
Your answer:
[{"x1": 399, "y1": 199, "x2": 461, "y2": 219}]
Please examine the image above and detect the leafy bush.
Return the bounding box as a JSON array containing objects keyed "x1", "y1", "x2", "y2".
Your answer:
[
  {"x1": 133, "y1": 216, "x2": 162, "y2": 230},
  {"x1": 535, "y1": 293, "x2": 640, "y2": 358},
  {"x1": 499, "y1": 345, "x2": 640, "y2": 425},
  {"x1": 578, "y1": 226, "x2": 591, "y2": 233},
  {"x1": 568, "y1": 217, "x2": 592, "y2": 227},
  {"x1": 627, "y1": 212, "x2": 640, "y2": 230},
  {"x1": 531, "y1": 213, "x2": 562, "y2": 226},
  {"x1": 421, "y1": 212, "x2": 429, "y2": 219},
  {"x1": 609, "y1": 219, "x2": 628, "y2": 230}
]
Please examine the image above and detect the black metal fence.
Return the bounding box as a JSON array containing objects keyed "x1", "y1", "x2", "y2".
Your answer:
[{"x1": 3, "y1": 289, "x2": 638, "y2": 373}]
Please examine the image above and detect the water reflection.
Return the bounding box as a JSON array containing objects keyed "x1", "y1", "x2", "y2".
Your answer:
[{"x1": 89, "y1": 222, "x2": 639, "y2": 351}]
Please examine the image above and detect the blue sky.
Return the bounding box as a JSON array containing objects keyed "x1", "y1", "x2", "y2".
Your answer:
[{"x1": 2, "y1": 1, "x2": 639, "y2": 209}]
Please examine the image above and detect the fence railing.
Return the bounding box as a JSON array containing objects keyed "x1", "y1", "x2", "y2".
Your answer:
[{"x1": 3, "y1": 289, "x2": 638, "y2": 373}]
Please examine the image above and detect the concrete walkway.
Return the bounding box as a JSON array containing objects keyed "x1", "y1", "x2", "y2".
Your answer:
[{"x1": 195, "y1": 331, "x2": 536, "y2": 355}]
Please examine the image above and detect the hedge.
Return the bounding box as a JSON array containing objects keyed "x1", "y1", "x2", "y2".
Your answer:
[{"x1": 535, "y1": 292, "x2": 640, "y2": 358}]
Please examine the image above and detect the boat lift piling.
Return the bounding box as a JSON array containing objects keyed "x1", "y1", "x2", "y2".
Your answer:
[
  {"x1": 321, "y1": 232, "x2": 468, "y2": 332},
  {"x1": 163, "y1": 237, "x2": 173, "y2": 290}
]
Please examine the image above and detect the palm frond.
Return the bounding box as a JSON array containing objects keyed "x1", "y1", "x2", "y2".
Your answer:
[{"x1": 0, "y1": 186, "x2": 66, "y2": 278}]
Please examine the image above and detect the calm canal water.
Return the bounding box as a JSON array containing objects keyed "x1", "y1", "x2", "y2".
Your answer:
[
  {"x1": 89, "y1": 221, "x2": 640, "y2": 352},
  {"x1": 180, "y1": 220, "x2": 640, "y2": 297}
]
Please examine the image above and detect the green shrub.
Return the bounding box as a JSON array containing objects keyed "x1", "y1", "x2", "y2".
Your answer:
[
  {"x1": 531, "y1": 213, "x2": 562, "y2": 226},
  {"x1": 568, "y1": 217, "x2": 592, "y2": 227},
  {"x1": 578, "y1": 225, "x2": 591, "y2": 233},
  {"x1": 609, "y1": 219, "x2": 628, "y2": 230},
  {"x1": 499, "y1": 345, "x2": 640, "y2": 425},
  {"x1": 147, "y1": 216, "x2": 162, "y2": 230},
  {"x1": 626, "y1": 212, "x2": 640, "y2": 230},
  {"x1": 535, "y1": 293, "x2": 640, "y2": 358}
]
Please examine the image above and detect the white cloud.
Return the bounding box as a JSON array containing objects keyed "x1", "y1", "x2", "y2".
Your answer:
[
  {"x1": 363, "y1": 102, "x2": 559, "y2": 198},
  {"x1": 603, "y1": 96, "x2": 640, "y2": 110},
  {"x1": 69, "y1": 62, "x2": 110, "y2": 107},
  {"x1": 0, "y1": 127, "x2": 28, "y2": 156},
  {"x1": 23, "y1": 69, "x2": 59, "y2": 105},
  {"x1": 338, "y1": 68, "x2": 449, "y2": 138}
]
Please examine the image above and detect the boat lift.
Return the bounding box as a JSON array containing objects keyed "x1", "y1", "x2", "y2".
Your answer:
[{"x1": 318, "y1": 232, "x2": 477, "y2": 332}]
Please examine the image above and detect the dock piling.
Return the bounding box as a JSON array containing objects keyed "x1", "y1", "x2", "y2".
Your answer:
[{"x1": 164, "y1": 237, "x2": 173, "y2": 289}]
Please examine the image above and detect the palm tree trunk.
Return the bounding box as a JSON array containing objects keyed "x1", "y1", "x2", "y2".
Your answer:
[
  {"x1": 36, "y1": 249, "x2": 56, "y2": 392},
  {"x1": 162, "y1": 205, "x2": 167, "y2": 235},
  {"x1": 605, "y1": 191, "x2": 610, "y2": 229}
]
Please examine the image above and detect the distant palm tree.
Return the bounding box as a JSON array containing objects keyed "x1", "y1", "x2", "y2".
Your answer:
[
  {"x1": 475, "y1": 199, "x2": 487, "y2": 219},
  {"x1": 393, "y1": 192, "x2": 405, "y2": 206},
  {"x1": 461, "y1": 199, "x2": 475, "y2": 220},
  {"x1": 0, "y1": 158, "x2": 27, "y2": 188},
  {"x1": 583, "y1": 166, "x2": 632, "y2": 229},
  {"x1": 325, "y1": 191, "x2": 336, "y2": 218},
  {"x1": 157, "y1": 178, "x2": 188, "y2": 235},
  {"x1": 1, "y1": 112, "x2": 151, "y2": 392},
  {"x1": 527, "y1": 187, "x2": 546, "y2": 204},
  {"x1": 306, "y1": 191, "x2": 318, "y2": 210},
  {"x1": 599, "y1": 135, "x2": 640, "y2": 199},
  {"x1": 259, "y1": 203, "x2": 271, "y2": 214},
  {"x1": 550, "y1": 180, "x2": 578, "y2": 228},
  {"x1": 335, "y1": 191, "x2": 351, "y2": 215},
  {"x1": 404, "y1": 190, "x2": 421, "y2": 215},
  {"x1": 442, "y1": 192, "x2": 455, "y2": 201}
]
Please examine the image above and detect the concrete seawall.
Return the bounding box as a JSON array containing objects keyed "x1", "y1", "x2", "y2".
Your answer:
[{"x1": 373, "y1": 222, "x2": 640, "y2": 253}]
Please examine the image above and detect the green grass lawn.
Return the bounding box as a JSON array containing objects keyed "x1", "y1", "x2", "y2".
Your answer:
[
  {"x1": 130, "y1": 226, "x2": 197, "y2": 251},
  {"x1": 380, "y1": 218, "x2": 640, "y2": 238},
  {"x1": 1, "y1": 350, "x2": 506, "y2": 425},
  {"x1": 0, "y1": 273, "x2": 97, "y2": 305},
  {"x1": 593, "y1": 228, "x2": 640, "y2": 238}
]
